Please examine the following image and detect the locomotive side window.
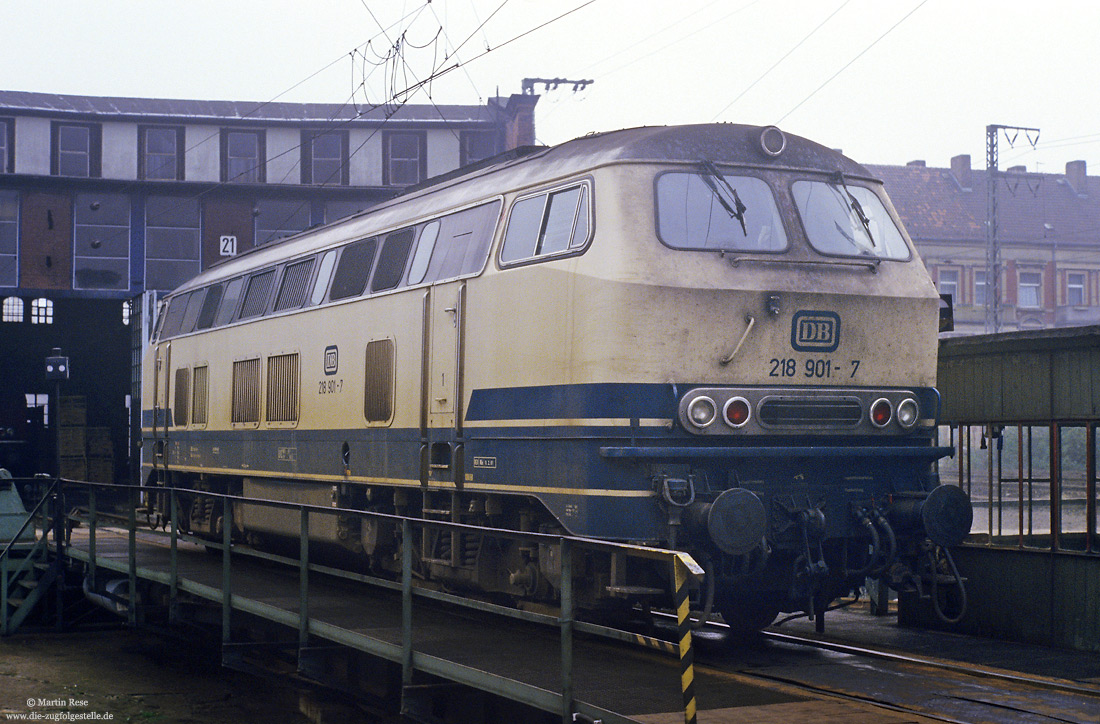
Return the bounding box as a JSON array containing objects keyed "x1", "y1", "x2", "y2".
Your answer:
[
  {"x1": 214, "y1": 277, "x2": 245, "y2": 327},
  {"x1": 195, "y1": 283, "x2": 223, "y2": 330},
  {"x1": 311, "y1": 249, "x2": 338, "y2": 305},
  {"x1": 238, "y1": 269, "x2": 276, "y2": 320},
  {"x1": 364, "y1": 338, "x2": 395, "y2": 424},
  {"x1": 371, "y1": 227, "x2": 415, "y2": 293},
  {"x1": 655, "y1": 171, "x2": 787, "y2": 252},
  {"x1": 500, "y1": 182, "x2": 590, "y2": 265},
  {"x1": 173, "y1": 367, "x2": 189, "y2": 427},
  {"x1": 178, "y1": 288, "x2": 207, "y2": 335},
  {"x1": 159, "y1": 291, "x2": 191, "y2": 339},
  {"x1": 792, "y1": 181, "x2": 910, "y2": 260},
  {"x1": 274, "y1": 257, "x2": 315, "y2": 312},
  {"x1": 412, "y1": 200, "x2": 502, "y2": 284},
  {"x1": 407, "y1": 221, "x2": 440, "y2": 285},
  {"x1": 329, "y1": 237, "x2": 377, "y2": 301}
]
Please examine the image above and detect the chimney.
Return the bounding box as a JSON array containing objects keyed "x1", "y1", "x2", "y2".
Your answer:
[
  {"x1": 950, "y1": 154, "x2": 971, "y2": 190},
  {"x1": 498, "y1": 93, "x2": 539, "y2": 149},
  {"x1": 907, "y1": 160, "x2": 926, "y2": 167},
  {"x1": 1007, "y1": 165, "x2": 1027, "y2": 173},
  {"x1": 1066, "y1": 160, "x2": 1087, "y2": 195}
]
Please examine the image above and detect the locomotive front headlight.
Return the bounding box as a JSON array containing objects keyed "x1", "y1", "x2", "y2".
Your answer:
[
  {"x1": 687, "y1": 396, "x2": 717, "y2": 428},
  {"x1": 723, "y1": 397, "x2": 751, "y2": 428},
  {"x1": 896, "y1": 398, "x2": 919, "y2": 429},
  {"x1": 870, "y1": 398, "x2": 893, "y2": 428}
]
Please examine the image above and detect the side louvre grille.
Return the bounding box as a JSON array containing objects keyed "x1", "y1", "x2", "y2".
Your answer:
[
  {"x1": 191, "y1": 365, "x2": 208, "y2": 425},
  {"x1": 266, "y1": 353, "x2": 300, "y2": 423},
  {"x1": 232, "y1": 358, "x2": 261, "y2": 423},
  {"x1": 173, "y1": 367, "x2": 190, "y2": 427},
  {"x1": 364, "y1": 339, "x2": 394, "y2": 423}
]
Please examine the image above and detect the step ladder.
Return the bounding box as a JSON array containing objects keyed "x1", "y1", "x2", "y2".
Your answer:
[{"x1": 1, "y1": 474, "x2": 63, "y2": 635}]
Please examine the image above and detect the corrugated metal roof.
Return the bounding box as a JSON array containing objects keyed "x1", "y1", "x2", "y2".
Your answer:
[{"x1": 0, "y1": 89, "x2": 499, "y2": 125}]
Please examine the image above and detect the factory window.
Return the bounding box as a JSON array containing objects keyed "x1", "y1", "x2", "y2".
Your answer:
[
  {"x1": 273, "y1": 258, "x2": 315, "y2": 312},
  {"x1": 1018, "y1": 271, "x2": 1042, "y2": 309},
  {"x1": 254, "y1": 199, "x2": 310, "y2": 246},
  {"x1": 364, "y1": 339, "x2": 395, "y2": 424},
  {"x1": 221, "y1": 129, "x2": 265, "y2": 183},
  {"x1": 139, "y1": 126, "x2": 184, "y2": 181},
  {"x1": 501, "y1": 183, "x2": 591, "y2": 265},
  {"x1": 266, "y1": 353, "x2": 299, "y2": 424},
  {"x1": 31, "y1": 298, "x2": 53, "y2": 324},
  {"x1": 173, "y1": 367, "x2": 190, "y2": 427},
  {"x1": 329, "y1": 237, "x2": 378, "y2": 301},
  {"x1": 383, "y1": 131, "x2": 426, "y2": 186},
  {"x1": 231, "y1": 358, "x2": 261, "y2": 424},
  {"x1": 0, "y1": 189, "x2": 17, "y2": 287},
  {"x1": 1066, "y1": 271, "x2": 1086, "y2": 306},
  {"x1": 937, "y1": 269, "x2": 959, "y2": 304},
  {"x1": 974, "y1": 269, "x2": 987, "y2": 306},
  {"x1": 238, "y1": 269, "x2": 276, "y2": 319},
  {"x1": 370, "y1": 228, "x2": 415, "y2": 292},
  {"x1": 26, "y1": 394, "x2": 49, "y2": 426},
  {"x1": 51, "y1": 122, "x2": 101, "y2": 177},
  {"x1": 122, "y1": 300, "x2": 131, "y2": 326},
  {"x1": 2, "y1": 297, "x2": 23, "y2": 322},
  {"x1": 146, "y1": 196, "x2": 201, "y2": 292},
  {"x1": 191, "y1": 366, "x2": 208, "y2": 426},
  {"x1": 74, "y1": 193, "x2": 130, "y2": 291},
  {"x1": 460, "y1": 130, "x2": 499, "y2": 167},
  {"x1": 301, "y1": 130, "x2": 348, "y2": 185},
  {"x1": 0, "y1": 118, "x2": 13, "y2": 173}
]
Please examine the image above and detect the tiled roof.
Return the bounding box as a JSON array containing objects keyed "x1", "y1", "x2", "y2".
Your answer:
[
  {"x1": 869, "y1": 162, "x2": 1100, "y2": 246},
  {"x1": 0, "y1": 89, "x2": 499, "y2": 125}
]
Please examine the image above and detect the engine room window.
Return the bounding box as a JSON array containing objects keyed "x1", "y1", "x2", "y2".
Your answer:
[
  {"x1": 656, "y1": 171, "x2": 787, "y2": 253},
  {"x1": 500, "y1": 182, "x2": 590, "y2": 264},
  {"x1": 329, "y1": 238, "x2": 377, "y2": 301},
  {"x1": 214, "y1": 277, "x2": 245, "y2": 327},
  {"x1": 371, "y1": 228, "x2": 415, "y2": 293},
  {"x1": 418, "y1": 200, "x2": 502, "y2": 282},
  {"x1": 792, "y1": 180, "x2": 909, "y2": 260},
  {"x1": 407, "y1": 221, "x2": 440, "y2": 285},
  {"x1": 195, "y1": 283, "x2": 223, "y2": 330}
]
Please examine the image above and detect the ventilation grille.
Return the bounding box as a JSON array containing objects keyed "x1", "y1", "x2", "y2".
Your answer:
[
  {"x1": 758, "y1": 398, "x2": 862, "y2": 427},
  {"x1": 191, "y1": 366, "x2": 208, "y2": 425},
  {"x1": 232, "y1": 358, "x2": 261, "y2": 423},
  {"x1": 364, "y1": 339, "x2": 395, "y2": 423},
  {"x1": 173, "y1": 367, "x2": 189, "y2": 427},
  {"x1": 274, "y1": 259, "x2": 314, "y2": 311},
  {"x1": 267, "y1": 353, "x2": 300, "y2": 423}
]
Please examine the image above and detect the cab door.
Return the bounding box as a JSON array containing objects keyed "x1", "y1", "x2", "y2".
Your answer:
[
  {"x1": 425, "y1": 280, "x2": 466, "y2": 484},
  {"x1": 149, "y1": 341, "x2": 171, "y2": 483}
]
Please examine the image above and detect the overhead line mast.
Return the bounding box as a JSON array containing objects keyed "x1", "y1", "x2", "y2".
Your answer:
[{"x1": 985, "y1": 124, "x2": 1040, "y2": 334}]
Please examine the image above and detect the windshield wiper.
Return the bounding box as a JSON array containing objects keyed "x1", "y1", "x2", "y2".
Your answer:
[
  {"x1": 699, "y1": 160, "x2": 748, "y2": 236},
  {"x1": 832, "y1": 171, "x2": 875, "y2": 247}
]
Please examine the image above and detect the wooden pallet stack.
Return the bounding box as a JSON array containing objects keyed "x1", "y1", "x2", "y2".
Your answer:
[{"x1": 58, "y1": 395, "x2": 87, "y2": 480}]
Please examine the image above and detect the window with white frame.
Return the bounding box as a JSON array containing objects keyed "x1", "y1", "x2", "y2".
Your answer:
[
  {"x1": 974, "y1": 269, "x2": 987, "y2": 306},
  {"x1": 0, "y1": 118, "x2": 13, "y2": 173},
  {"x1": 2, "y1": 297, "x2": 22, "y2": 322},
  {"x1": 1067, "y1": 271, "x2": 1086, "y2": 306},
  {"x1": 1018, "y1": 271, "x2": 1042, "y2": 308},
  {"x1": 221, "y1": 129, "x2": 265, "y2": 183},
  {"x1": 52, "y1": 122, "x2": 101, "y2": 177},
  {"x1": 31, "y1": 298, "x2": 53, "y2": 324},
  {"x1": 383, "y1": 131, "x2": 425, "y2": 186},
  {"x1": 139, "y1": 126, "x2": 184, "y2": 181},
  {"x1": 937, "y1": 268, "x2": 959, "y2": 304},
  {"x1": 301, "y1": 130, "x2": 347, "y2": 185}
]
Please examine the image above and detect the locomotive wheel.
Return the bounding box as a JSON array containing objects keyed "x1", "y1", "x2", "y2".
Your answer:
[{"x1": 717, "y1": 597, "x2": 781, "y2": 640}]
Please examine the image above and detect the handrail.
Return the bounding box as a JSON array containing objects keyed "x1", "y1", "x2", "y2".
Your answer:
[{"x1": 0, "y1": 477, "x2": 60, "y2": 564}]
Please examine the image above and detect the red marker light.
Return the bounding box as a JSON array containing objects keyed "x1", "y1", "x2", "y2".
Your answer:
[
  {"x1": 724, "y1": 397, "x2": 751, "y2": 428},
  {"x1": 870, "y1": 398, "x2": 892, "y2": 428}
]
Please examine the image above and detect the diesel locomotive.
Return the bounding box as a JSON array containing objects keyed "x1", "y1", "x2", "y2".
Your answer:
[{"x1": 141, "y1": 123, "x2": 972, "y2": 631}]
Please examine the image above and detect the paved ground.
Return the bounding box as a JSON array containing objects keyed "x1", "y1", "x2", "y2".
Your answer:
[{"x1": 0, "y1": 627, "x2": 382, "y2": 723}]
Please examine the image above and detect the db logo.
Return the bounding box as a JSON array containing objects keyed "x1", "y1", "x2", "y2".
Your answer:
[
  {"x1": 791, "y1": 311, "x2": 841, "y2": 352},
  {"x1": 324, "y1": 345, "x2": 339, "y2": 375}
]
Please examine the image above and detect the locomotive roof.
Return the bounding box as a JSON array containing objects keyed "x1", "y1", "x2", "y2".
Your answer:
[{"x1": 169, "y1": 124, "x2": 873, "y2": 296}]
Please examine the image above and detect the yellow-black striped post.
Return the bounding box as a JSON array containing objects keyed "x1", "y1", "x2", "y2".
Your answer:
[{"x1": 673, "y1": 555, "x2": 698, "y2": 724}]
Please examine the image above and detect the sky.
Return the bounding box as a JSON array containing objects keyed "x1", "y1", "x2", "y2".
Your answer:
[{"x1": 4, "y1": 0, "x2": 1100, "y2": 174}]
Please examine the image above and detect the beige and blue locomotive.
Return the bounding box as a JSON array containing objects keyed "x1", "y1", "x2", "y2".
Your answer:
[{"x1": 142, "y1": 124, "x2": 971, "y2": 631}]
